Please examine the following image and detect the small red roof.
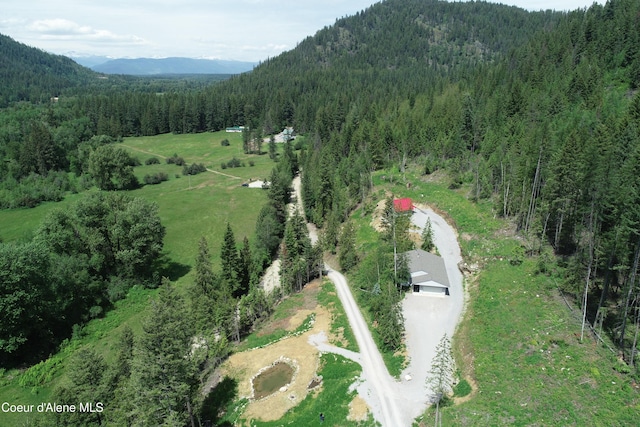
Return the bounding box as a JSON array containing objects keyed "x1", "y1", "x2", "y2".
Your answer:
[{"x1": 393, "y1": 198, "x2": 413, "y2": 212}]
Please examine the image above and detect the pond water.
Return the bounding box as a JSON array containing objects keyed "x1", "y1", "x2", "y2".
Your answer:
[{"x1": 252, "y1": 362, "x2": 294, "y2": 399}]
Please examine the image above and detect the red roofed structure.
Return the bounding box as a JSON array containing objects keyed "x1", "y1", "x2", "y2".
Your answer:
[{"x1": 393, "y1": 198, "x2": 414, "y2": 213}]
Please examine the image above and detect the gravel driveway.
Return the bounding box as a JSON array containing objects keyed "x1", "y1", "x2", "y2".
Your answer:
[
  {"x1": 393, "y1": 206, "x2": 465, "y2": 423},
  {"x1": 294, "y1": 173, "x2": 466, "y2": 426}
]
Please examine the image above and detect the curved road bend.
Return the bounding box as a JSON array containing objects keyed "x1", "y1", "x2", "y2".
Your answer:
[{"x1": 325, "y1": 267, "x2": 405, "y2": 427}]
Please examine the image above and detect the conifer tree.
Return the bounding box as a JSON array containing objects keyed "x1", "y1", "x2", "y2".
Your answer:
[
  {"x1": 129, "y1": 279, "x2": 197, "y2": 426},
  {"x1": 338, "y1": 220, "x2": 358, "y2": 272},
  {"x1": 104, "y1": 326, "x2": 135, "y2": 426},
  {"x1": 237, "y1": 236, "x2": 253, "y2": 296},
  {"x1": 425, "y1": 334, "x2": 455, "y2": 427},
  {"x1": 421, "y1": 218, "x2": 435, "y2": 252},
  {"x1": 53, "y1": 348, "x2": 107, "y2": 426},
  {"x1": 220, "y1": 223, "x2": 240, "y2": 294},
  {"x1": 195, "y1": 236, "x2": 215, "y2": 294},
  {"x1": 191, "y1": 236, "x2": 220, "y2": 332},
  {"x1": 268, "y1": 135, "x2": 277, "y2": 160}
]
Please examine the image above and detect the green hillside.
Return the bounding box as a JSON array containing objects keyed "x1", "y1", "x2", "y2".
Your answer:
[
  {"x1": 1, "y1": 0, "x2": 639, "y2": 425},
  {"x1": 0, "y1": 34, "x2": 97, "y2": 106}
]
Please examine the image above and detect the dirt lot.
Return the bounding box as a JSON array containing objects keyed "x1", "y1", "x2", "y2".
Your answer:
[{"x1": 218, "y1": 280, "x2": 359, "y2": 423}]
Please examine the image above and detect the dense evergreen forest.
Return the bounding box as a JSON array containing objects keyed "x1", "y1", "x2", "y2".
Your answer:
[{"x1": 2, "y1": 0, "x2": 640, "y2": 423}]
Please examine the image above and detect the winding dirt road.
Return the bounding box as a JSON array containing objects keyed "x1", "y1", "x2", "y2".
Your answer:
[
  {"x1": 294, "y1": 176, "x2": 465, "y2": 426},
  {"x1": 325, "y1": 266, "x2": 405, "y2": 426}
]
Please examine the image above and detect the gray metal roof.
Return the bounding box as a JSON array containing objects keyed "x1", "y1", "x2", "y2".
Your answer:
[{"x1": 405, "y1": 249, "x2": 450, "y2": 288}]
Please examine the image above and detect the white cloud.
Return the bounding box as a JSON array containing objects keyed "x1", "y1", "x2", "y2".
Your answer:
[
  {"x1": 27, "y1": 18, "x2": 146, "y2": 45},
  {"x1": 1, "y1": 0, "x2": 605, "y2": 61},
  {"x1": 28, "y1": 19, "x2": 91, "y2": 35}
]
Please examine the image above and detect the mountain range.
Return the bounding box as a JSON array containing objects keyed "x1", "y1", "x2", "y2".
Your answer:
[{"x1": 72, "y1": 56, "x2": 256, "y2": 75}]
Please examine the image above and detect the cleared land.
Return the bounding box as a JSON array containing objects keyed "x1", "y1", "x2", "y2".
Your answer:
[{"x1": 366, "y1": 167, "x2": 639, "y2": 426}]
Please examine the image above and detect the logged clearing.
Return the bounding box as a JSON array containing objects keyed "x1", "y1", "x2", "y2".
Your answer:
[{"x1": 219, "y1": 280, "x2": 361, "y2": 423}]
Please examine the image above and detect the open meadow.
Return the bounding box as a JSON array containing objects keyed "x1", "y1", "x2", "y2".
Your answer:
[{"x1": 0, "y1": 130, "x2": 274, "y2": 425}]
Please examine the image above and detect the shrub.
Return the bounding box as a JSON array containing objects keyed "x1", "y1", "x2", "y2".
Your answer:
[
  {"x1": 226, "y1": 157, "x2": 243, "y2": 168},
  {"x1": 143, "y1": 172, "x2": 169, "y2": 185},
  {"x1": 249, "y1": 160, "x2": 255, "y2": 167},
  {"x1": 18, "y1": 357, "x2": 63, "y2": 387},
  {"x1": 145, "y1": 157, "x2": 160, "y2": 165},
  {"x1": 221, "y1": 139, "x2": 230, "y2": 146},
  {"x1": 128, "y1": 156, "x2": 142, "y2": 167},
  {"x1": 453, "y1": 378, "x2": 472, "y2": 397},
  {"x1": 182, "y1": 163, "x2": 207, "y2": 176},
  {"x1": 166, "y1": 153, "x2": 185, "y2": 166},
  {"x1": 0, "y1": 172, "x2": 70, "y2": 209},
  {"x1": 221, "y1": 163, "x2": 228, "y2": 169}
]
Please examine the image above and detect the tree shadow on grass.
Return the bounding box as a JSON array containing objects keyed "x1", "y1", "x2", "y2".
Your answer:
[
  {"x1": 156, "y1": 252, "x2": 191, "y2": 281},
  {"x1": 200, "y1": 376, "x2": 238, "y2": 427}
]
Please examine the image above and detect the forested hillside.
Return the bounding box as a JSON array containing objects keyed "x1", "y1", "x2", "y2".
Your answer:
[
  {"x1": 2, "y1": 0, "x2": 640, "y2": 424},
  {"x1": 0, "y1": 34, "x2": 97, "y2": 106},
  {"x1": 1, "y1": 0, "x2": 639, "y2": 364}
]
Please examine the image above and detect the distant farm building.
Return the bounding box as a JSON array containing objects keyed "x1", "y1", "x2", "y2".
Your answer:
[
  {"x1": 226, "y1": 126, "x2": 245, "y2": 133},
  {"x1": 281, "y1": 127, "x2": 295, "y2": 141},
  {"x1": 405, "y1": 249, "x2": 450, "y2": 296},
  {"x1": 393, "y1": 198, "x2": 414, "y2": 213}
]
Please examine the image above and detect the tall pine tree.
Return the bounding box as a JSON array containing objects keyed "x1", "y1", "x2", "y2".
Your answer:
[{"x1": 129, "y1": 279, "x2": 197, "y2": 426}]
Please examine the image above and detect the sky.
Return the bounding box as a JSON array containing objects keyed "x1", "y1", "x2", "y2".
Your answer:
[{"x1": 1, "y1": 0, "x2": 603, "y2": 62}]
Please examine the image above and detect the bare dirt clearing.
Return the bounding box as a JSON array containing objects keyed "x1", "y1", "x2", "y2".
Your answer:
[{"x1": 218, "y1": 280, "x2": 339, "y2": 423}]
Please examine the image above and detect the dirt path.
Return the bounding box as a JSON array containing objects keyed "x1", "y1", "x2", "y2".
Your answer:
[{"x1": 120, "y1": 143, "x2": 243, "y2": 180}]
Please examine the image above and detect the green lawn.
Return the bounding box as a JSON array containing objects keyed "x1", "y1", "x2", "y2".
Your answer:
[
  {"x1": 121, "y1": 130, "x2": 276, "y2": 182},
  {"x1": 0, "y1": 192, "x2": 83, "y2": 242}
]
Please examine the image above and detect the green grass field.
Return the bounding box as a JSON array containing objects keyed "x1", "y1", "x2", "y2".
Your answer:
[{"x1": 0, "y1": 130, "x2": 277, "y2": 426}]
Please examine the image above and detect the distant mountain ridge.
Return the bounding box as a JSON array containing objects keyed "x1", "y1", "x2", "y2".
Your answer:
[{"x1": 88, "y1": 57, "x2": 256, "y2": 75}]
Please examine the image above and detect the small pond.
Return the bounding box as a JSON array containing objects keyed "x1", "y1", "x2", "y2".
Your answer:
[{"x1": 252, "y1": 362, "x2": 294, "y2": 399}]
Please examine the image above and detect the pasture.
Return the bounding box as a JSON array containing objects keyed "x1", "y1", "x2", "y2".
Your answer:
[{"x1": 0, "y1": 130, "x2": 276, "y2": 426}]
